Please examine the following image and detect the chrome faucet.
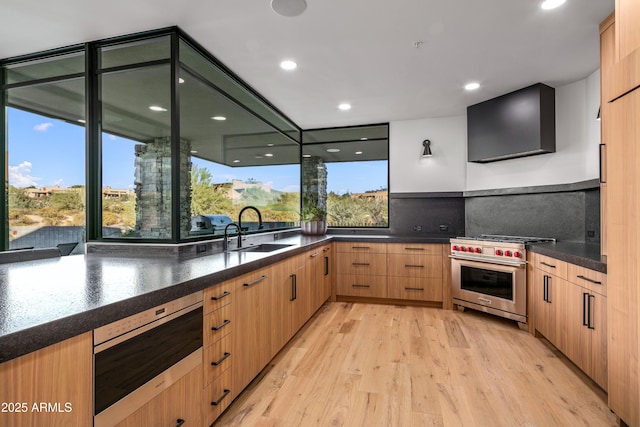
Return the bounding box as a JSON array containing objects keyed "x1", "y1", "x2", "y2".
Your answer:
[
  {"x1": 237, "y1": 206, "x2": 263, "y2": 248},
  {"x1": 223, "y1": 222, "x2": 240, "y2": 252}
]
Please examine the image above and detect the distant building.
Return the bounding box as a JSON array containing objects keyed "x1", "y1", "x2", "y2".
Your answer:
[
  {"x1": 350, "y1": 190, "x2": 388, "y2": 200},
  {"x1": 215, "y1": 179, "x2": 272, "y2": 201},
  {"x1": 102, "y1": 186, "x2": 135, "y2": 199},
  {"x1": 24, "y1": 185, "x2": 134, "y2": 199}
]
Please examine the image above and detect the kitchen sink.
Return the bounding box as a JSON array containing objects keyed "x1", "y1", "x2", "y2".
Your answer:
[{"x1": 234, "y1": 243, "x2": 294, "y2": 253}]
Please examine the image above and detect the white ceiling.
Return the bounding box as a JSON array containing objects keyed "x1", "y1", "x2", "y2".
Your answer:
[{"x1": 0, "y1": 0, "x2": 614, "y2": 129}]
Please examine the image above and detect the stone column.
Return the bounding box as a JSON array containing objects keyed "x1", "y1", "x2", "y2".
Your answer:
[
  {"x1": 302, "y1": 156, "x2": 327, "y2": 212},
  {"x1": 134, "y1": 137, "x2": 191, "y2": 239}
]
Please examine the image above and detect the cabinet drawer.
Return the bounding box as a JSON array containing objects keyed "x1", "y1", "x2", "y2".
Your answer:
[
  {"x1": 337, "y1": 274, "x2": 387, "y2": 298},
  {"x1": 568, "y1": 264, "x2": 607, "y2": 296},
  {"x1": 203, "y1": 367, "x2": 233, "y2": 426},
  {"x1": 204, "y1": 280, "x2": 234, "y2": 314},
  {"x1": 534, "y1": 254, "x2": 568, "y2": 279},
  {"x1": 337, "y1": 253, "x2": 387, "y2": 276},
  {"x1": 388, "y1": 253, "x2": 442, "y2": 278},
  {"x1": 388, "y1": 277, "x2": 443, "y2": 302},
  {"x1": 204, "y1": 304, "x2": 233, "y2": 347},
  {"x1": 204, "y1": 333, "x2": 232, "y2": 387},
  {"x1": 336, "y1": 242, "x2": 387, "y2": 254},
  {"x1": 387, "y1": 243, "x2": 442, "y2": 255}
]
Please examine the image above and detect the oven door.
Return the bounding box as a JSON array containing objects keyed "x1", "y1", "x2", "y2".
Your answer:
[{"x1": 451, "y1": 256, "x2": 526, "y2": 322}]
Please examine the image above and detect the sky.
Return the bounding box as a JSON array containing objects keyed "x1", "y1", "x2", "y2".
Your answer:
[{"x1": 8, "y1": 108, "x2": 388, "y2": 194}]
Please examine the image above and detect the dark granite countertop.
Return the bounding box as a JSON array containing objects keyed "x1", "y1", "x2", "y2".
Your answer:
[
  {"x1": 526, "y1": 241, "x2": 606, "y2": 273},
  {"x1": 0, "y1": 233, "x2": 453, "y2": 362}
]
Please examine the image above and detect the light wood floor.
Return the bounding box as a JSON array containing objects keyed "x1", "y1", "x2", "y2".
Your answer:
[{"x1": 215, "y1": 303, "x2": 617, "y2": 426}]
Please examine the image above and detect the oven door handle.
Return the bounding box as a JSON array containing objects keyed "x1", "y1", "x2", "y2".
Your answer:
[{"x1": 449, "y1": 254, "x2": 527, "y2": 267}]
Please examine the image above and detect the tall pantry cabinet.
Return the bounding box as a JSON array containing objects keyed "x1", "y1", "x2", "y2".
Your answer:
[{"x1": 601, "y1": 1, "x2": 640, "y2": 426}]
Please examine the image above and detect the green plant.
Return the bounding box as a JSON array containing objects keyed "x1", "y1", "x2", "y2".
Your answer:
[{"x1": 301, "y1": 194, "x2": 326, "y2": 222}]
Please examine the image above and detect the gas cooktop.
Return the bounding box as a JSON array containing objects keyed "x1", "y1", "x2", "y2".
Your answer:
[{"x1": 454, "y1": 234, "x2": 556, "y2": 244}]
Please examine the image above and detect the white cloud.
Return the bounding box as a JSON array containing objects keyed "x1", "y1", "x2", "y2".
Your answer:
[
  {"x1": 53, "y1": 178, "x2": 64, "y2": 186},
  {"x1": 9, "y1": 161, "x2": 41, "y2": 187},
  {"x1": 280, "y1": 184, "x2": 300, "y2": 192},
  {"x1": 33, "y1": 122, "x2": 54, "y2": 132},
  {"x1": 107, "y1": 134, "x2": 117, "y2": 140}
]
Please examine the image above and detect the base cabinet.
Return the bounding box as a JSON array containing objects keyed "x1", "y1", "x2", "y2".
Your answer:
[
  {"x1": 532, "y1": 254, "x2": 607, "y2": 390},
  {"x1": 0, "y1": 332, "x2": 93, "y2": 427},
  {"x1": 115, "y1": 366, "x2": 203, "y2": 427}
]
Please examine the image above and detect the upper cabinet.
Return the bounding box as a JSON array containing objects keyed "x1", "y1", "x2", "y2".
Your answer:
[
  {"x1": 605, "y1": 0, "x2": 640, "y2": 100},
  {"x1": 616, "y1": 0, "x2": 640, "y2": 60}
]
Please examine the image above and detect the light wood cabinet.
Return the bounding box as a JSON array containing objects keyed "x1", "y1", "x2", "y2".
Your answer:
[
  {"x1": 615, "y1": 0, "x2": 640, "y2": 61},
  {"x1": 531, "y1": 254, "x2": 607, "y2": 390},
  {"x1": 387, "y1": 243, "x2": 444, "y2": 302},
  {"x1": 600, "y1": 13, "x2": 615, "y2": 257},
  {"x1": 272, "y1": 253, "x2": 306, "y2": 348},
  {"x1": 336, "y1": 242, "x2": 388, "y2": 298},
  {"x1": 203, "y1": 367, "x2": 233, "y2": 426},
  {"x1": 231, "y1": 267, "x2": 274, "y2": 395},
  {"x1": 0, "y1": 332, "x2": 93, "y2": 427},
  {"x1": 306, "y1": 244, "x2": 332, "y2": 313},
  {"x1": 115, "y1": 365, "x2": 203, "y2": 427},
  {"x1": 605, "y1": 85, "x2": 640, "y2": 425}
]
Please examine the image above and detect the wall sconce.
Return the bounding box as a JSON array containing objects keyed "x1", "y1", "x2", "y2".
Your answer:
[
  {"x1": 422, "y1": 139, "x2": 433, "y2": 157},
  {"x1": 596, "y1": 107, "x2": 601, "y2": 121}
]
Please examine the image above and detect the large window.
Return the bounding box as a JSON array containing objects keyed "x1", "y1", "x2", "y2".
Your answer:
[
  {"x1": 3, "y1": 52, "x2": 86, "y2": 254},
  {"x1": 302, "y1": 125, "x2": 389, "y2": 228}
]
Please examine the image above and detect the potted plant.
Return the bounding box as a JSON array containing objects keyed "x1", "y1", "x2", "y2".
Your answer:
[{"x1": 301, "y1": 194, "x2": 328, "y2": 235}]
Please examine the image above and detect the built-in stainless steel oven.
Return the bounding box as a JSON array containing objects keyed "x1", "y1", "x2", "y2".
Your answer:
[
  {"x1": 450, "y1": 235, "x2": 554, "y2": 324},
  {"x1": 93, "y1": 291, "x2": 203, "y2": 427}
]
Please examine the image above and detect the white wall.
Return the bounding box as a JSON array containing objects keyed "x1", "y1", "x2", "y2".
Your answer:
[
  {"x1": 389, "y1": 71, "x2": 601, "y2": 193},
  {"x1": 389, "y1": 115, "x2": 467, "y2": 193}
]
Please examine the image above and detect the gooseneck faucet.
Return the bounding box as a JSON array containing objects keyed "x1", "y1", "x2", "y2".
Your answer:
[
  {"x1": 223, "y1": 222, "x2": 240, "y2": 252},
  {"x1": 237, "y1": 206, "x2": 263, "y2": 248}
]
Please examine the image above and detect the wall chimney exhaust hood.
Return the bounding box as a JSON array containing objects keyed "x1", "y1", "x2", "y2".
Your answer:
[{"x1": 466, "y1": 83, "x2": 556, "y2": 163}]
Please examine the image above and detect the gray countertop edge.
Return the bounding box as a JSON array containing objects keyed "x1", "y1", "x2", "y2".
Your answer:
[
  {"x1": 0, "y1": 234, "x2": 453, "y2": 362},
  {"x1": 526, "y1": 242, "x2": 607, "y2": 273}
]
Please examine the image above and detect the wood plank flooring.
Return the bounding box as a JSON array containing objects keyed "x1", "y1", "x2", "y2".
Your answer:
[{"x1": 214, "y1": 303, "x2": 616, "y2": 426}]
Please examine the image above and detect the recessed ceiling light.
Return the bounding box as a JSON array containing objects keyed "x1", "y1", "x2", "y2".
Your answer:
[
  {"x1": 233, "y1": 159, "x2": 240, "y2": 163},
  {"x1": 280, "y1": 60, "x2": 297, "y2": 70},
  {"x1": 355, "y1": 151, "x2": 363, "y2": 155},
  {"x1": 267, "y1": 143, "x2": 274, "y2": 147},
  {"x1": 265, "y1": 153, "x2": 274, "y2": 157},
  {"x1": 178, "y1": 78, "x2": 185, "y2": 84},
  {"x1": 464, "y1": 82, "x2": 480, "y2": 91},
  {"x1": 271, "y1": 0, "x2": 307, "y2": 17},
  {"x1": 149, "y1": 105, "x2": 167, "y2": 112},
  {"x1": 190, "y1": 150, "x2": 198, "y2": 154},
  {"x1": 211, "y1": 116, "x2": 227, "y2": 121},
  {"x1": 327, "y1": 148, "x2": 341, "y2": 153},
  {"x1": 338, "y1": 103, "x2": 352, "y2": 111},
  {"x1": 541, "y1": 0, "x2": 566, "y2": 10},
  {"x1": 78, "y1": 119, "x2": 86, "y2": 124},
  {"x1": 360, "y1": 137, "x2": 368, "y2": 141},
  {"x1": 302, "y1": 154, "x2": 311, "y2": 158}
]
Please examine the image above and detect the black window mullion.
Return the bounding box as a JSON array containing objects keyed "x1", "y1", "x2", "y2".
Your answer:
[
  {"x1": 86, "y1": 42, "x2": 102, "y2": 241},
  {"x1": 170, "y1": 32, "x2": 181, "y2": 243},
  {"x1": 0, "y1": 67, "x2": 8, "y2": 250}
]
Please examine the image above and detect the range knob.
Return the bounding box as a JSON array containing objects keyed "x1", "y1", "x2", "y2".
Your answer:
[
  {"x1": 467, "y1": 247, "x2": 474, "y2": 252},
  {"x1": 474, "y1": 247, "x2": 482, "y2": 253},
  {"x1": 452, "y1": 245, "x2": 459, "y2": 251},
  {"x1": 514, "y1": 251, "x2": 522, "y2": 258},
  {"x1": 504, "y1": 250, "x2": 512, "y2": 257},
  {"x1": 460, "y1": 247, "x2": 467, "y2": 252},
  {"x1": 495, "y1": 249, "x2": 503, "y2": 256}
]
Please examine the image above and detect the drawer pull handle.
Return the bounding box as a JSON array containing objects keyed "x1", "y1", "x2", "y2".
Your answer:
[
  {"x1": 211, "y1": 389, "x2": 231, "y2": 406},
  {"x1": 405, "y1": 287, "x2": 424, "y2": 291},
  {"x1": 404, "y1": 264, "x2": 424, "y2": 268},
  {"x1": 323, "y1": 247, "x2": 331, "y2": 252},
  {"x1": 576, "y1": 275, "x2": 602, "y2": 285},
  {"x1": 244, "y1": 275, "x2": 268, "y2": 287},
  {"x1": 352, "y1": 246, "x2": 370, "y2": 249},
  {"x1": 290, "y1": 274, "x2": 297, "y2": 301},
  {"x1": 212, "y1": 319, "x2": 231, "y2": 331},
  {"x1": 352, "y1": 262, "x2": 370, "y2": 266},
  {"x1": 176, "y1": 419, "x2": 185, "y2": 427},
  {"x1": 310, "y1": 252, "x2": 319, "y2": 258},
  {"x1": 211, "y1": 291, "x2": 230, "y2": 301},
  {"x1": 212, "y1": 352, "x2": 231, "y2": 366},
  {"x1": 404, "y1": 247, "x2": 425, "y2": 251},
  {"x1": 540, "y1": 262, "x2": 556, "y2": 268},
  {"x1": 352, "y1": 284, "x2": 370, "y2": 288}
]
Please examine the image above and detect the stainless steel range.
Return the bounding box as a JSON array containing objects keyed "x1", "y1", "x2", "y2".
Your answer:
[{"x1": 450, "y1": 234, "x2": 555, "y2": 324}]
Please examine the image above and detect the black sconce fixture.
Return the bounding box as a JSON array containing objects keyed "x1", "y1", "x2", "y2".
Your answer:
[
  {"x1": 597, "y1": 107, "x2": 601, "y2": 121},
  {"x1": 422, "y1": 139, "x2": 433, "y2": 157}
]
